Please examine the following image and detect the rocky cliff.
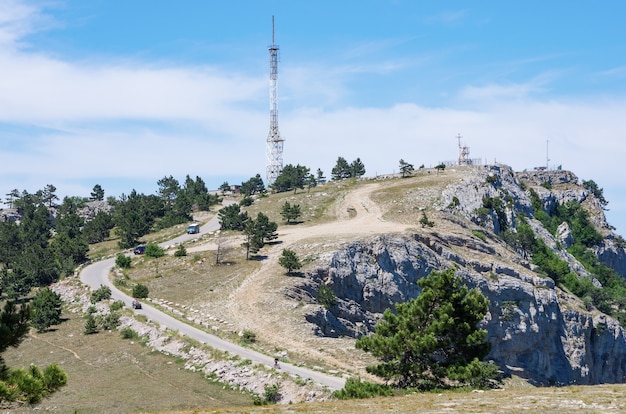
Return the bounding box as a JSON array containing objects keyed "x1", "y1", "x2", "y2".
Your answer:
[{"x1": 292, "y1": 165, "x2": 626, "y2": 385}]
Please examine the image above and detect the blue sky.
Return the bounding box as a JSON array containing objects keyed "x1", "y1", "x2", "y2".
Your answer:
[{"x1": 1, "y1": 0, "x2": 626, "y2": 235}]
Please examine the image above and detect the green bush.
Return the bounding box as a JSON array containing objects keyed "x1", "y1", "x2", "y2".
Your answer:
[
  {"x1": 332, "y1": 378, "x2": 393, "y2": 400},
  {"x1": 115, "y1": 253, "x2": 131, "y2": 269},
  {"x1": 0, "y1": 363, "x2": 67, "y2": 405},
  {"x1": 240, "y1": 330, "x2": 257, "y2": 344},
  {"x1": 110, "y1": 300, "x2": 125, "y2": 311},
  {"x1": 98, "y1": 312, "x2": 120, "y2": 330},
  {"x1": 254, "y1": 383, "x2": 281, "y2": 405},
  {"x1": 84, "y1": 314, "x2": 98, "y2": 335},
  {"x1": 145, "y1": 243, "x2": 165, "y2": 258},
  {"x1": 471, "y1": 230, "x2": 487, "y2": 241},
  {"x1": 174, "y1": 245, "x2": 187, "y2": 257},
  {"x1": 317, "y1": 284, "x2": 337, "y2": 309},
  {"x1": 419, "y1": 211, "x2": 434, "y2": 228},
  {"x1": 132, "y1": 283, "x2": 149, "y2": 299},
  {"x1": 446, "y1": 359, "x2": 502, "y2": 389},
  {"x1": 90, "y1": 285, "x2": 112, "y2": 303},
  {"x1": 120, "y1": 327, "x2": 140, "y2": 340}
]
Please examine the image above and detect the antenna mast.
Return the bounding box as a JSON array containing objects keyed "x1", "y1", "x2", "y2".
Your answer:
[
  {"x1": 266, "y1": 15, "x2": 284, "y2": 186},
  {"x1": 457, "y1": 133, "x2": 471, "y2": 165}
]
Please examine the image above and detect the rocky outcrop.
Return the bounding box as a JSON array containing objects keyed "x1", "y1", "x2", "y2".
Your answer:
[
  {"x1": 295, "y1": 233, "x2": 626, "y2": 385},
  {"x1": 293, "y1": 166, "x2": 626, "y2": 386}
]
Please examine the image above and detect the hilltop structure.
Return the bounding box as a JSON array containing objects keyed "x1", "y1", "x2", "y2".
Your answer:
[{"x1": 265, "y1": 16, "x2": 284, "y2": 186}]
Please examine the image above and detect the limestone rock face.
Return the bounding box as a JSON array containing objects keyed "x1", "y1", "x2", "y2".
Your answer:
[
  {"x1": 294, "y1": 166, "x2": 626, "y2": 385},
  {"x1": 299, "y1": 234, "x2": 626, "y2": 385}
]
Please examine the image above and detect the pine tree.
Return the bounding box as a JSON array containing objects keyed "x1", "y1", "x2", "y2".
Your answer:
[
  {"x1": 356, "y1": 268, "x2": 495, "y2": 390},
  {"x1": 278, "y1": 249, "x2": 302, "y2": 275},
  {"x1": 30, "y1": 287, "x2": 63, "y2": 332}
]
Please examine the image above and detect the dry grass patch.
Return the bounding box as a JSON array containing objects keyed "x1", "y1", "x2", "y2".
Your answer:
[
  {"x1": 245, "y1": 180, "x2": 359, "y2": 226},
  {"x1": 117, "y1": 242, "x2": 261, "y2": 310},
  {"x1": 3, "y1": 306, "x2": 254, "y2": 413}
]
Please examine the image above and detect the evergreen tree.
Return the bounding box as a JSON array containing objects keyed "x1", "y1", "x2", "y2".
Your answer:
[
  {"x1": 582, "y1": 179, "x2": 608, "y2": 209},
  {"x1": 399, "y1": 159, "x2": 415, "y2": 178},
  {"x1": 278, "y1": 249, "x2": 302, "y2": 275},
  {"x1": 1, "y1": 267, "x2": 32, "y2": 300},
  {"x1": 306, "y1": 173, "x2": 317, "y2": 192},
  {"x1": 5, "y1": 189, "x2": 20, "y2": 208},
  {"x1": 218, "y1": 204, "x2": 249, "y2": 231},
  {"x1": 113, "y1": 190, "x2": 156, "y2": 248},
  {"x1": 156, "y1": 175, "x2": 191, "y2": 228},
  {"x1": 219, "y1": 181, "x2": 231, "y2": 194},
  {"x1": 241, "y1": 213, "x2": 278, "y2": 259},
  {"x1": 83, "y1": 211, "x2": 114, "y2": 244},
  {"x1": 51, "y1": 197, "x2": 89, "y2": 274},
  {"x1": 316, "y1": 168, "x2": 326, "y2": 184},
  {"x1": 242, "y1": 219, "x2": 264, "y2": 259},
  {"x1": 280, "y1": 201, "x2": 302, "y2": 224},
  {"x1": 40, "y1": 184, "x2": 59, "y2": 208},
  {"x1": 356, "y1": 268, "x2": 494, "y2": 390},
  {"x1": 240, "y1": 174, "x2": 265, "y2": 196},
  {"x1": 273, "y1": 164, "x2": 310, "y2": 194},
  {"x1": 90, "y1": 184, "x2": 105, "y2": 201},
  {"x1": 30, "y1": 287, "x2": 63, "y2": 333},
  {"x1": 350, "y1": 158, "x2": 366, "y2": 178},
  {"x1": 0, "y1": 301, "x2": 30, "y2": 373},
  {"x1": 331, "y1": 157, "x2": 351, "y2": 180},
  {"x1": 254, "y1": 212, "x2": 278, "y2": 243},
  {"x1": 84, "y1": 314, "x2": 98, "y2": 335},
  {"x1": 184, "y1": 175, "x2": 217, "y2": 211}
]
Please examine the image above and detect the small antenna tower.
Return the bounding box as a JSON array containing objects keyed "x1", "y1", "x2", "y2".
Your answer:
[
  {"x1": 266, "y1": 16, "x2": 284, "y2": 186},
  {"x1": 546, "y1": 139, "x2": 550, "y2": 170},
  {"x1": 457, "y1": 133, "x2": 471, "y2": 165}
]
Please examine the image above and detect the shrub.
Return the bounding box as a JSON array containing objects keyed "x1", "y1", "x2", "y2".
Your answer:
[
  {"x1": 486, "y1": 175, "x2": 498, "y2": 185},
  {"x1": 110, "y1": 300, "x2": 125, "y2": 311},
  {"x1": 240, "y1": 330, "x2": 257, "y2": 344},
  {"x1": 145, "y1": 243, "x2": 165, "y2": 258},
  {"x1": 42, "y1": 363, "x2": 68, "y2": 391},
  {"x1": 471, "y1": 230, "x2": 487, "y2": 241},
  {"x1": 447, "y1": 359, "x2": 502, "y2": 389},
  {"x1": 120, "y1": 327, "x2": 140, "y2": 340},
  {"x1": 84, "y1": 314, "x2": 98, "y2": 334},
  {"x1": 419, "y1": 212, "x2": 434, "y2": 228},
  {"x1": 317, "y1": 284, "x2": 337, "y2": 309},
  {"x1": 332, "y1": 378, "x2": 393, "y2": 400},
  {"x1": 0, "y1": 363, "x2": 67, "y2": 405},
  {"x1": 240, "y1": 196, "x2": 254, "y2": 206},
  {"x1": 98, "y1": 312, "x2": 120, "y2": 330},
  {"x1": 253, "y1": 384, "x2": 282, "y2": 405},
  {"x1": 90, "y1": 285, "x2": 112, "y2": 303},
  {"x1": 115, "y1": 253, "x2": 131, "y2": 269},
  {"x1": 174, "y1": 245, "x2": 187, "y2": 257},
  {"x1": 132, "y1": 283, "x2": 149, "y2": 299}
]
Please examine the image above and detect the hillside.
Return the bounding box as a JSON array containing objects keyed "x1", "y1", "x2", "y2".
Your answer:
[
  {"x1": 6, "y1": 163, "x2": 626, "y2": 412},
  {"x1": 115, "y1": 164, "x2": 626, "y2": 386}
]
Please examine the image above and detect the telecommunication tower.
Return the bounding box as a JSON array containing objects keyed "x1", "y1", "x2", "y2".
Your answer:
[
  {"x1": 266, "y1": 16, "x2": 284, "y2": 186},
  {"x1": 457, "y1": 133, "x2": 471, "y2": 165}
]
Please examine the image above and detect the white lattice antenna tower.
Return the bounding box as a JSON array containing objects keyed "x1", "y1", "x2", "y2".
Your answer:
[
  {"x1": 457, "y1": 133, "x2": 471, "y2": 165},
  {"x1": 266, "y1": 16, "x2": 284, "y2": 186}
]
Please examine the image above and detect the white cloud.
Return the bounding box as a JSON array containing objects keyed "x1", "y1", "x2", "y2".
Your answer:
[{"x1": 1, "y1": 0, "x2": 625, "y2": 235}]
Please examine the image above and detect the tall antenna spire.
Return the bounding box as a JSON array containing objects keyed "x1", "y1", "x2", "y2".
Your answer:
[{"x1": 266, "y1": 15, "x2": 284, "y2": 186}]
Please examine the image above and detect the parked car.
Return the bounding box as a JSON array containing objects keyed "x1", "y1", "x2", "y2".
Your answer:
[
  {"x1": 133, "y1": 245, "x2": 146, "y2": 255},
  {"x1": 187, "y1": 223, "x2": 200, "y2": 234},
  {"x1": 132, "y1": 299, "x2": 142, "y2": 309}
]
